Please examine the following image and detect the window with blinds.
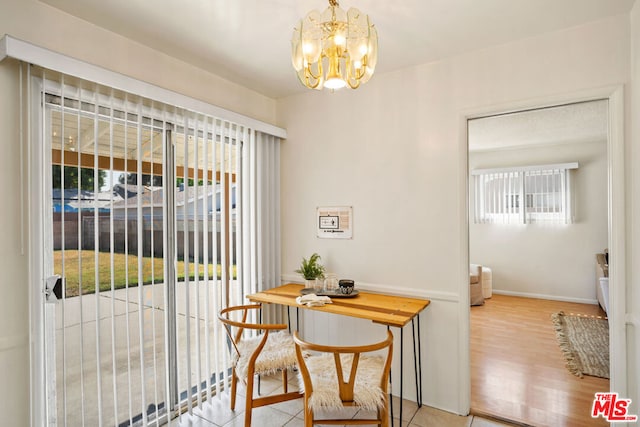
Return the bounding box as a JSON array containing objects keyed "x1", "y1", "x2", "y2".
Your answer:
[{"x1": 472, "y1": 163, "x2": 578, "y2": 224}]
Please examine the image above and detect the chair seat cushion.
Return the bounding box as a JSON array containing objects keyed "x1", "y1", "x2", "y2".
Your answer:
[
  {"x1": 297, "y1": 353, "x2": 385, "y2": 412},
  {"x1": 234, "y1": 331, "x2": 298, "y2": 380}
]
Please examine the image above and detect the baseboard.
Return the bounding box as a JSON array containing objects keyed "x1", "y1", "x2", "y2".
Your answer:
[{"x1": 492, "y1": 289, "x2": 598, "y2": 305}]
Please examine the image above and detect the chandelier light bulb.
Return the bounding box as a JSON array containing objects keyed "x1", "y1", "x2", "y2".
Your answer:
[
  {"x1": 291, "y1": 0, "x2": 378, "y2": 91},
  {"x1": 325, "y1": 77, "x2": 347, "y2": 90}
]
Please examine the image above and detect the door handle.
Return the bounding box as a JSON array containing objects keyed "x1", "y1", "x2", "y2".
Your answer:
[{"x1": 45, "y1": 275, "x2": 63, "y2": 302}]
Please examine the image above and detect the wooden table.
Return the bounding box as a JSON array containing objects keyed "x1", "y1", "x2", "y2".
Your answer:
[{"x1": 247, "y1": 283, "x2": 431, "y2": 425}]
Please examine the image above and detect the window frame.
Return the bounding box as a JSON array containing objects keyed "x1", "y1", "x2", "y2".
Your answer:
[{"x1": 472, "y1": 162, "x2": 578, "y2": 225}]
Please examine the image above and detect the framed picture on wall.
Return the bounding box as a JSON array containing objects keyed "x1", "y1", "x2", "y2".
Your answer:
[{"x1": 317, "y1": 206, "x2": 353, "y2": 239}]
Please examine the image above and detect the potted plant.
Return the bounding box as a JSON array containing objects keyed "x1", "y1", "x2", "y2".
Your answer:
[{"x1": 295, "y1": 253, "x2": 326, "y2": 288}]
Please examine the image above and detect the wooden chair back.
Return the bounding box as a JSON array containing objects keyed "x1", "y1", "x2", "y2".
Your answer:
[
  {"x1": 293, "y1": 330, "x2": 394, "y2": 427},
  {"x1": 218, "y1": 304, "x2": 302, "y2": 427}
]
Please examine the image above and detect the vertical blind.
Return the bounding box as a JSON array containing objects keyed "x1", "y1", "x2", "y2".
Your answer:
[
  {"x1": 30, "y1": 65, "x2": 282, "y2": 426},
  {"x1": 472, "y1": 163, "x2": 578, "y2": 225}
]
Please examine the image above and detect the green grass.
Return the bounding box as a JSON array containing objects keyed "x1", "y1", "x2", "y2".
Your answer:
[{"x1": 54, "y1": 250, "x2": 236, "y2": 297}]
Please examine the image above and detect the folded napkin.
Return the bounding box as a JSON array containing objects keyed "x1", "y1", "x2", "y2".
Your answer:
[{"x1": 295, "y1": 293, "x2": 333, "y2": 307}]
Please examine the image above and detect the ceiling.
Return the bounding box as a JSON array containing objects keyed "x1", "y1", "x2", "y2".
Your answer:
[
  {"x1": 468, "y1": 100, "x2": 609, "y2": 152},
  {"x1": 40, "y1": 0, "x2": 636, "y2": 99}
]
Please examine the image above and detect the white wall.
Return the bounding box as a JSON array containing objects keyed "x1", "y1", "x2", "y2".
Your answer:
[
  {"x1": 278, "y1": 14, "x2": 630, "y2": 415},
  {"x1": 0, "y1": 1, "x2": 279, "y2": 425},
  {"x1": 0, "y1": 0, "x2": 276, "y2": 125},
  {"x1": 469, "y1": 141, "x2": 608, "y2": 302}
]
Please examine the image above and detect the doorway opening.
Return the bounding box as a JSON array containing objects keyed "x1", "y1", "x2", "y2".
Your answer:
[{"x1": 467, "y1": 99, "x2": 613, "y2": 426}]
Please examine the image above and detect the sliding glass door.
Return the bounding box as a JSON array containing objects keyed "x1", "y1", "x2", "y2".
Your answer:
[{"x1": 41, "y1": 74, "x2": 242, "y2": 426}]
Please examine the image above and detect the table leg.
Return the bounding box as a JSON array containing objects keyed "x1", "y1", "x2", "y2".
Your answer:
[
  {"x1": 400, "y1": 327, "x2": 404, "y2": 425},
  {"x1": 387, "y1": 326, "x2": 394, "y2": 424},
  {"x1": 417, "y1": 314, "x2": 423, "y2": 407},
  {"x1": 258, "y1": 306, "x2": 262, "y2": 395},
  {"x1": 392, "y1": 317, "x2": 422, "y2": 426},
  {"x1": 412, "y1": 316, "x2": 423, "y2": 407}
]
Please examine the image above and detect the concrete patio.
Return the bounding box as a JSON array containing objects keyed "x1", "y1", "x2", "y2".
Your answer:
[{"x1": 52, "y1": 280, "x2": 243, "y2": 426}]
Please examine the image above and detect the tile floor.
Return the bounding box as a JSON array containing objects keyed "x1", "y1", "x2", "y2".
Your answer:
[{"x1": 171, "y1": 373, "x2": 519, "y2": 427}]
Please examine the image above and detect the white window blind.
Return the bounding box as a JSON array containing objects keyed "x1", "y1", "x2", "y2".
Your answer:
[
  {"x1": 30, "y1": 65, "x2": 282, "y2": 427},
  {"x1": 472, "y1": 163, "x2": 578, "y2": 225}
]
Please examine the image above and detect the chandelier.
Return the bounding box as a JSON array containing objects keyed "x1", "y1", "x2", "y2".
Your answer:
[{"x1": 291, "y1": 0, "x2": 378, "y2": 90}]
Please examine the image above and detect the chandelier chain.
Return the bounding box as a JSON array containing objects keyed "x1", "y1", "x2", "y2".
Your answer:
[{"x1": 329, "y1": 0, "x2": 339, "y2": 7}]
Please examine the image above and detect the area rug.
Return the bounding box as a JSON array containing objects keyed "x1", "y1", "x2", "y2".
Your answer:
[{"x1": 551, "y1": 311, "x2": 609, "y2": 379}]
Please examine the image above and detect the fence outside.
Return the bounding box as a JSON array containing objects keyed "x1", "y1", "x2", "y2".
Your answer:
[{"x1": 53, "y1": 212, "x2": 235, "y2": 263}]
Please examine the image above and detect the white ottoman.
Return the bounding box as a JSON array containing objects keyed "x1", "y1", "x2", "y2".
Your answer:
[{"x1": 481, "y1": 267, "x2": 492, "y2": 298}]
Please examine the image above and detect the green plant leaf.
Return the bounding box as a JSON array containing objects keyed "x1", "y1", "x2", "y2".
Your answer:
[{"x1": 294, "y1": 252, "x2": 325, "y2": 280}]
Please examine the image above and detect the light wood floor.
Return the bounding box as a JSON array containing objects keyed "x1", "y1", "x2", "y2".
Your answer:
[{"x1": 470, "y1": 294, "x2": 609, "y2": 427}]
